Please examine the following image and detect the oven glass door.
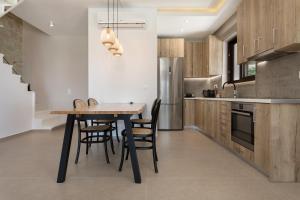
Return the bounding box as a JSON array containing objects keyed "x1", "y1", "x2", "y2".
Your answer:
[{"x1": 231, "y1": 110, "x2": 254, "y2": 151}]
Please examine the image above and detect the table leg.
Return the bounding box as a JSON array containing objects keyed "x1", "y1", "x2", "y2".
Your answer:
[
  {"x1": 57, "y1": 114, "x2": 75, "y2": 183},
  {"x1": 124, "y1": 115, "x2": 142, "y2": 183}
]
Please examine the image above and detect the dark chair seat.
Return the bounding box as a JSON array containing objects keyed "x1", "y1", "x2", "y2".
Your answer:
[
  {"x1": 81, "y1": 125, "x2": 111, "y2": 132},
  {"x1": 131, "y1": 118, "x2": 152, "y2": 124},
  {"x1": 122, "y1": 128, "x2": 153, "y2": 137}
]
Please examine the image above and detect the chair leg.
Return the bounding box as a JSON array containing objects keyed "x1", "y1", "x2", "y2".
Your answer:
[
  {"x1": 125, "y1": 147, "x2": 130, "y2": 160},
  {"x1": 152, "y1": 138, "x2": 158, "y2": 173},
  {"x1": 152, "y1": 146, "x2": 158, "y2": 173},
  {"x1": 104, "y1": 131, "x2": 110, "y2": 164},
  {"x1": 110, "y1": 129, "x2": 115, "y2": 155},
  {"x1": 86, "y1": 132, "x2": 89, "y2": 155},
  {"x1": 115, "y1": 121, "x2": 120, "y2": 143},
  {"x1": 118, "y1": 136, "x2": 126, "y2": 171},
  {"x1": 75, "y1": 131, "x2": 81, "y2": 164}
]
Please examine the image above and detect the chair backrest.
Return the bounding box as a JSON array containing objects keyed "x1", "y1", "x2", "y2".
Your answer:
[
  {"x1": 73, "y1": 99, "x2": 88, "y2": 109},
  {"x1": 151, "y1": 99, "x2": 161, "y2": 131},
  {"x1": 88, "y1": 98, "x2": 99, "y2": 106},
  {"x1": 73, "y1": 99, "x2": 88, "y2": 127},
  {"x1": 151, "y1": 98, "x2": 158, "y2": 116}
]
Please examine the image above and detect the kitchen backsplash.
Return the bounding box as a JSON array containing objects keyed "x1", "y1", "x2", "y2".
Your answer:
[{"x1": 184, "y1": 53, "x2": 300, "y2": 99}]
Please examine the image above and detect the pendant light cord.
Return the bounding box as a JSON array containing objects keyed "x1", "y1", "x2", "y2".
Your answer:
[
  {"x1": 117, "y1": 0, "x2": 119, "y2": 37},
  {"x1": 112, "y1": 0, "x2": 115, "y2": 31},
  {"x1": 107, "y1": 0, "x2": 110, "y2": 28}
]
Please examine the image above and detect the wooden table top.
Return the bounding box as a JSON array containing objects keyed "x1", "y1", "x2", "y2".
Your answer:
[{"x1": 51, "y1": 103, "x2": 146, "y2": 115}]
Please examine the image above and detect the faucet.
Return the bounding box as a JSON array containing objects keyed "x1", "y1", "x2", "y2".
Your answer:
[{"x1": 222, "y1": 82, "x2": 238, "y2": 98}]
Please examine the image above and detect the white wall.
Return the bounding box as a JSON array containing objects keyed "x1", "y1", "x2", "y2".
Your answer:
[
  {"x1": 88, "y1": 8, "x2": 157, "y2": 117},
  {"x1": 0, "y1": 54, "x2": 34, "y2": 138},
  {"x1": 22, "y1": 23, "x2": 88, "y2": 110}
]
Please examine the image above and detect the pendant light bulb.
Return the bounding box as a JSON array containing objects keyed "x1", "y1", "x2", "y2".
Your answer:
[
  {"x1": 113, "y1": 43, "x2": 124, "y2": 56},
  {"x1": 108, "y1": 38, "x2": 120, "y2": 53},
  {"x1": 101, "y1": 27, "x2": 116, "y2": 48}
]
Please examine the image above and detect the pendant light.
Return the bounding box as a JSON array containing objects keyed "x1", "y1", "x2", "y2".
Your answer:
[
  {"x1": 101, "y1": 0, "x2": 116, "y2": 47},
  {"x1": 108, "y1": 0, "x2": 120, "y2": 53},
  {"x1": 113, "y1": 0, "x2": 124, "y2": 56}
]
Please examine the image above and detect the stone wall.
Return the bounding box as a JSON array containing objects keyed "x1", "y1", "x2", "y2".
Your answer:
[{"x1": 0, "y1": 13, "x2": 23, "y2": 74}]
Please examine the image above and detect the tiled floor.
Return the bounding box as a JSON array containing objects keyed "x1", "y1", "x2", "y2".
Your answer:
[{"x1": 0, "y1": 127, "x2": 299, "y2": 200}]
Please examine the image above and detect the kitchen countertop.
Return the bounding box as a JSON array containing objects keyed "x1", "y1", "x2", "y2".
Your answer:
[{"x1": 184, "y1": 97, "x2": 300, "y2": 104}]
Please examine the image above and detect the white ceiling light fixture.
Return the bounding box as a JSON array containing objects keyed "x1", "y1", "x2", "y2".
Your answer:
[
  {"x1": 113, "y1": 0, "x2": 124, "y2": 57},
  {"x1": 101, "y1": 0, "x2": 116, "y2": 48}
]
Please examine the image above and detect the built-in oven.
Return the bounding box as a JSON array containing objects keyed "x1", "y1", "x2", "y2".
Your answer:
[{"x1": 231, "y1": 103, "x2": 255, "y2": 151}]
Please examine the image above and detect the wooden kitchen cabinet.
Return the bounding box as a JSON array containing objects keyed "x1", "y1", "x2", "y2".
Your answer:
[
  {"x1": 202, "y1": 36, "x2": 223, "y2": 76},
  {"x1": 184, "y1": 35, "x2": 222, "y2": 78},
  {"x1": 256, "y1": 0, "x2": 274, "y2": 54},
  {"x1": 254, "y1": 104, "x2": 271, "y2": 175},
  {"x1": 237, "y1": 0, "x2": 300, "y2": 62},
  {"x1": 192, "y1": 42, "x2": 204, "y2": 77},
  {"x1": 184, "y1": 100, "x2": 195, "y2": 127},
  {"x1": 195, "y1": 100, "x2": 205, "y2": 130},
  {"x1": 274, "y1": 0, "x2": 300, "y2": 51},
  {"x1": 158, "y1": 38, "x2": 184, "y2": 57},
  {"x1": 217, "y1": 101, "x2": 231, "y2": 147},
  {"x1": 237, "y1": 0, "x2": 246, "y2": 64},
  {"x1": 184, "y1": 41, "x2": 193, "y2": 77}
]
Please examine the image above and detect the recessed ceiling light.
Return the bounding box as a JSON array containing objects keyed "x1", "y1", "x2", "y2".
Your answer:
[
  {"x1": 180, "y1": 28, "x2": 184, "y2": 33},
  {"x1": 185, "y1": 19, "x2": 189, "y2": 23},
  {"x1": 49, "y1": 21, "x2": 54, "y2": 27},
  {"x1": 0, "y1": 24, "x2": 4, "y2": 28}
]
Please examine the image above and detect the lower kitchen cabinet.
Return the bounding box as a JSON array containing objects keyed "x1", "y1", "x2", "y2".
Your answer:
[
  {"x1": 254, "y1": 104, "x2": 271, "y2": 175},
  {"x1": 184, "y1": 100, "x2": 195, "y2": 127},
  {"x1": 191, "y1": 99, "x2": 300, "y2": 182}
]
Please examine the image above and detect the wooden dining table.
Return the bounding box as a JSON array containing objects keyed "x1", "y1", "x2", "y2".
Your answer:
[{"x1": 51, "y1": 103, "x2": 146, "y2": 184}]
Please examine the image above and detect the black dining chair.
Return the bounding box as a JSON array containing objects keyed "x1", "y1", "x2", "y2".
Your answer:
[
  {"x1": 73, "y1": 99, "x2": 114, "y2": 164},
  {"x1": 88, "y1": 98, "x2": 120, "y2": 143},
  {"x1": 119, "y1": 99, "x2": 161, "y2": 173},
  {"x1": 130, "y1": 98, "x2": 158, "y2": 128}
]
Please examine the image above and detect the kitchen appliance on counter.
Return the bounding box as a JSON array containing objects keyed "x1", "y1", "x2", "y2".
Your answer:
[
  {"x1": 203, "y1": 90, "x2": 216, "y2": 98},
  {"x1": 231, "y1": 103, "x2": 255, "y2": 151},
  {"x1": 185, "y1": 93, "x2": 194, "y2": 98},
  {"x1": 158, "y1": 57, "x2": 183, "y2": 130}
]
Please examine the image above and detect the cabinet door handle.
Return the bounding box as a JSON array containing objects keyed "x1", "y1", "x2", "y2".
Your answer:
[{"x1": 242, "y1": 45, "x2": 245, "y2": 56}]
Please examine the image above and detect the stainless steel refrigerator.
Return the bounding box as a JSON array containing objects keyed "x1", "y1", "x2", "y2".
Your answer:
[{"x1": 158, "y1": 57, "x2": 183, "y2": 130}]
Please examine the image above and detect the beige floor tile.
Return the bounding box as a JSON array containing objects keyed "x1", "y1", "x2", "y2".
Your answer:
[{"x1": 0, "y1": 127, "x2": 299, "y2": 200}]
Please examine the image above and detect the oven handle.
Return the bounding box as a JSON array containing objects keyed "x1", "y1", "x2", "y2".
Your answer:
[{"x1": 231, "y1": 110, "x2": 252, "y2": 116}]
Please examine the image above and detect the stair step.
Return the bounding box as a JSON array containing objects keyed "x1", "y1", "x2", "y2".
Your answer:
[{"x1": 33, "y1": 110, "x2": 66, "y2": 130}]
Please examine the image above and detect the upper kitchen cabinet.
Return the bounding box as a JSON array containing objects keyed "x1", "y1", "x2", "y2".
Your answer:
[
  {"x1": 158, "y1": 38, "x2": 184, "y2": 57},
  {"x1": 274, "y1": 0, "x2": 300, "y2": 52},
  {"x1": 205, "y1": 35, "x2": 223, "y2": 76},
  {"x1": 184, "y1": 41, "x2": 193, "y2": 77},
  {"x1": 237, "y1": 0, "x2": 274, "y2": 63},
  {"x1": 184, "y1": 35, "x2": 223, "y2": 78},
  {"x1": 237, "y1": 0, "x2": 300, "y2": 63}
]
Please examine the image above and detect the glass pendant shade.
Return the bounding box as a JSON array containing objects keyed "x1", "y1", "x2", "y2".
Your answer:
[
  {"x1": 108, "y1": 38, "x2": 120, "y2": 53},
  {"x1": 113, "y1": 43, "x2": 124, "y2": 56},
  {"x1": 101, "y1": 28, "x2": 116, "y2": 47}
]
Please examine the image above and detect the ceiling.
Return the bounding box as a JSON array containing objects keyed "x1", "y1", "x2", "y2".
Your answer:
[{"x1": 12, "y1": 0, "x2": 240, "y2": 39}]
